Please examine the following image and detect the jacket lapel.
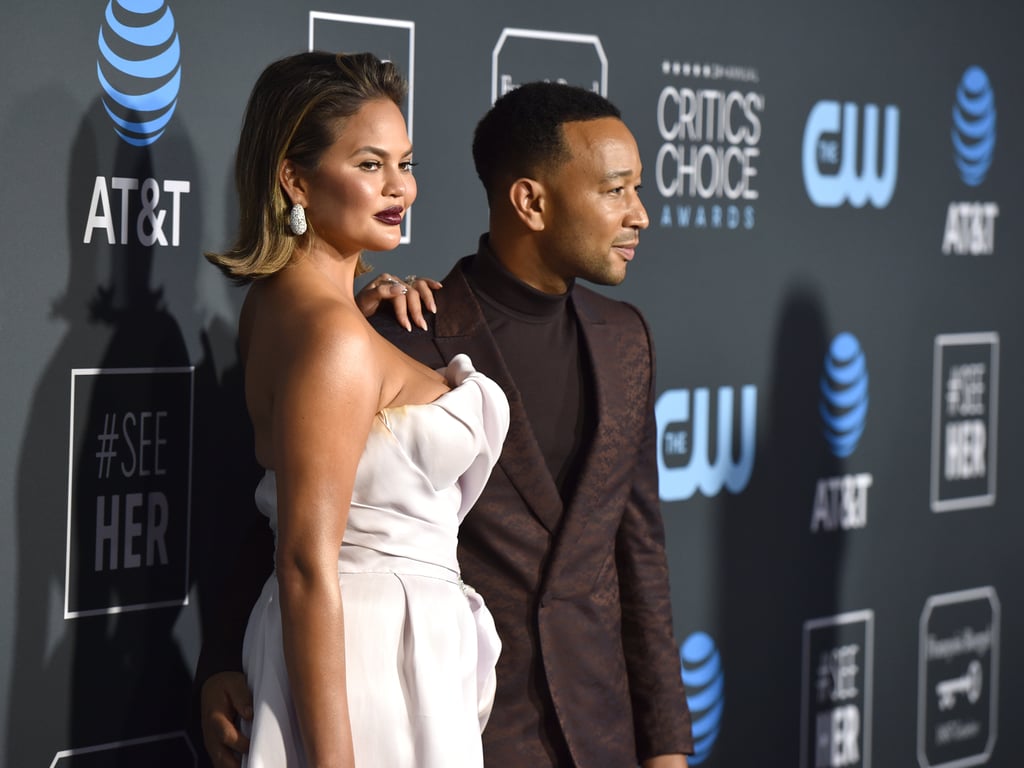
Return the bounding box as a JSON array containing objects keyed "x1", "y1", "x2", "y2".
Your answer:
[
  {"x1": 434, "y1": 260, "x2": 564, "y2": 533},
  {"x1": 547, "y1": 291, "x2": 623, "y2": 565}
]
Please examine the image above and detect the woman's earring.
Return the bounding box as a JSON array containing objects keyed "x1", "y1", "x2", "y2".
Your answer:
[{"x1": 288, "y1": 204, "x2": 307, "y2": 236}]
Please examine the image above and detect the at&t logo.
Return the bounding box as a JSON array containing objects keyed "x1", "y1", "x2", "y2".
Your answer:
[
  {"x1": 680, "y1": 631, "x2": 724, "y2": 764},
  {"x1": 98, "y1": 0, "x2": 181, "y2": 147},
  {"x1": 803, "y1": 101, "x2": 899, "y2": 208},
  {"x1": 656, "y1": 386, "x2": 757, "y2": 501},
  {"x1": 85, "y1": 0, "x2": 191, "y2": 248},
  {"x1": 812, "y1": 333, "x2": 873, "y2": 533},
  {"x1": 942, "y1": 67, "x2": 998, "y2": 256},
  {"x1": 820, "y1": 332, "x2": 868, "y2": 459},
  {"x1": 952, "y1": 66, "x2": 995, "y2": 186}
]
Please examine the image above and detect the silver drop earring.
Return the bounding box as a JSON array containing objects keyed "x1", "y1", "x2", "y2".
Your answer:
[{"x1": 288, "y1": 203, "x2": 307, "y2": 236}]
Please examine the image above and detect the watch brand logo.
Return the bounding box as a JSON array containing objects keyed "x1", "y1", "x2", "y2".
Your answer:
[
  {"x1": 820, "y1": 333, "x2": 868, "y2": 459},
  {"x1": 803, "y1": 101, "x2": 899, "y2": 208},
  {"x1": 680, "y1": 631, "x2": 724, "y2": 764},
  {"x1": 918, "y1": 587, "x2": 999, "y2": 767},
  {"x1": 97, "y1": 0, "x2": 181, "y2": 147},
  {"x1": 952, "y1": 67, "x2": 996, "y2": 187}
]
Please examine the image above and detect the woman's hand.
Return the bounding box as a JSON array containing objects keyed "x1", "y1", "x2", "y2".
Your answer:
[{"x1": 356, "y1": 273, "x2": 442, "y2": 331}]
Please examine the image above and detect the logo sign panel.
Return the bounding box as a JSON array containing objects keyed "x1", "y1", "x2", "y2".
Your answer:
[
  {"x1": 930, "y1": 333, "x2": 998, "y2": 512},
  {"x1": 309, "y1": 12, "x2": 415, "y2": 244},
  {"x1": 801, "y1": 610, "x2": 874, "y2": 768},
  {"x1": 66, "y1": 367, "x2": 193, "y2": 618},
  {"x1": 918, "y1": 587, "x2": 999, "y2": 768},
  {"x1": 50, "y1": 731, "x2": 196, "y2": 768},
  {"x1": 491, "y1": 28, "x2": 607, "y2": 103}
]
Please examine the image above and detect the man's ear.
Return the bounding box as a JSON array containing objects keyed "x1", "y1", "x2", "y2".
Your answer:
[
  {"x1": 508, "y1": 177, "x2": 546, "y2": 232},
  {"x1": 279, "y1": 159, "x2": 307, "y2": 207}
]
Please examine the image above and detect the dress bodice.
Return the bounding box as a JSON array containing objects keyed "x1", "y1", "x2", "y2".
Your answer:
[{"x1": 253, "y1": 353, "x2": 509, "y2": 575}]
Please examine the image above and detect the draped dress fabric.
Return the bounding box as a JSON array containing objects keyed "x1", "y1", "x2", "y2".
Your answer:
[{"x1": 241, "y1": 354, "x2": 510, "y2": 767}]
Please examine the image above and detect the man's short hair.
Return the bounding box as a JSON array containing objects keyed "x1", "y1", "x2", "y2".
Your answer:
[{"x1": 472, "y1": 82, "x2": 621, "y2": 202}]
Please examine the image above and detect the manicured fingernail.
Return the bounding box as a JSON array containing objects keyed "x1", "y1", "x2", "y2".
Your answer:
[{"x1": 418, "y1": 319, "x2": 428, "y2": 330}]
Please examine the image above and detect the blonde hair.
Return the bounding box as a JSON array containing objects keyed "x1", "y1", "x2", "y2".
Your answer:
[{"x1": 206, "y1": 51, "x2": 408, "y2": 283}]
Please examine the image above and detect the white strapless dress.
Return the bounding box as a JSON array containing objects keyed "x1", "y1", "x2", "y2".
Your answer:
[{"x1": 241, "y1": 354, "x2": 509, "y2": 767}]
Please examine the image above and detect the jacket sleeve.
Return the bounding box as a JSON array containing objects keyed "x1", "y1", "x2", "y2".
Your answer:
[
  {"x1": 193, "y1": 512, "x2": 274, "y2": 686},
  {"x1": 614, "y1": 309, "x2": 694, "y2": 759}
]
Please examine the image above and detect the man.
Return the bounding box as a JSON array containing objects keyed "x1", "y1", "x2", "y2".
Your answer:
[{"x1": 199, "y1": 81, "x2": 693, "y2": 767}]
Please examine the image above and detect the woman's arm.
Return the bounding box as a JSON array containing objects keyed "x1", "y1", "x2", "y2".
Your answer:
[{"x1": 271, "y1": 312, "x2": 381, "y2": 768}]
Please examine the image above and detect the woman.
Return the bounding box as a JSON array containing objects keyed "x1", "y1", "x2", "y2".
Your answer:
[{"x1": 206, "y1": 52, "x2": 508, "y2": 767}]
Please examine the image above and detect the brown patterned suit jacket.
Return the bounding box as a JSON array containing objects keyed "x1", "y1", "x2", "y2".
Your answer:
[{"x1": 371, "y1": 253, "x2": 693, "y2": 766}]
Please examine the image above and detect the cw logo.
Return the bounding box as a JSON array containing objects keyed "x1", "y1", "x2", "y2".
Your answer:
[
  {"x1": 656, "y1": 386, "x2": 757, "y2": 501},
  {"x1": 802, "y1": 100, "x2": 900, "y2": 208}
]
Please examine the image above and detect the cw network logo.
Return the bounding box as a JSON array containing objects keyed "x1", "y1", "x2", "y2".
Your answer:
[
  {"x1": 802, "y1": 101, "x2": 899, "y2": 208},
  {"x1": 656, "y1": 386, "x2": 757, "y2": 501},
  {"x1": 97, "y1": 0, "x2": 182, "y2": 147},
  {"x1": 680, "y1": 631, "x2": 724, "y2": 764}
]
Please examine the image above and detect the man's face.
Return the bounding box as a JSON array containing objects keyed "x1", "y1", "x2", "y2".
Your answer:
[{"x1": 535, "y1": 117, "x2": 649, "y2": 292}]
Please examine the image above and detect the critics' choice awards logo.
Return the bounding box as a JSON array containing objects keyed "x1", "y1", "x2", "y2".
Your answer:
[
  {"x1": 85, "y1": 0, "x2": 191, "y2": 247},
  {"x1": 655, "y1": 385, "x2": 757, "y2": 501},
  {"x1": 802, "y1": 611, "x2": 874, "y2": 768},
  {"x1": 98, "y1": 0, "x2": 181, "y2": 147},
  {"x1": 491, "y1": 28, "x2": 607, "y2": 103},
  {"x1": 918, "y1": 588, "x2": 999, "y2": 768},
  {"x1": 655, "y1": 59, "x2": 763, "y2": 230},
  {"x1": 930, "y1": 333, "x2": 998, "y2": 512},
  {"x1": 310, "y1": 12, "x2": 416, "y2": 245},
  {"x1": 679, "y1": 632, "x2": 724, "y2": 764},
  {"x1": 943, "y1": 67, "x2": 998, "y2": 256},
  {"x1": 65, "y1": 368, "x2": 193, "y2": 618},
  {"x1": 812, "y1": 333, "x2": 873, "y2": 533},
  {"x1": 803, "y1": 100, "x2": 899, "y2": 208}
]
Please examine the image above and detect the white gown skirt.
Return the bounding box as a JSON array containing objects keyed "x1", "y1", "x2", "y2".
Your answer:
[{"x1": 241, "y1": 552, "x2": 499, "y2": 768}]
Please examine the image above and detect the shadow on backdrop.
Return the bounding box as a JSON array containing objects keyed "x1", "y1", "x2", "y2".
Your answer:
[
  {"x1": 8, "y1": 92, "x2": 221, "y2": 767},
  {"x1": 713, "y1": 285, "x2": 847, "y2": 765}
]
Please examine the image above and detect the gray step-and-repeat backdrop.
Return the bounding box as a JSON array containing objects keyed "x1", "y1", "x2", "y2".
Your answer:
[{"x1": 2, "y1": 1, "x2": 1020, "y2": 766}]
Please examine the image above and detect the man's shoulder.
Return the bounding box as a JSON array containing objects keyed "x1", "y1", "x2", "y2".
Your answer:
[{"x1": 367, "y1": 255, "x2": 475, "y2": 349}]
